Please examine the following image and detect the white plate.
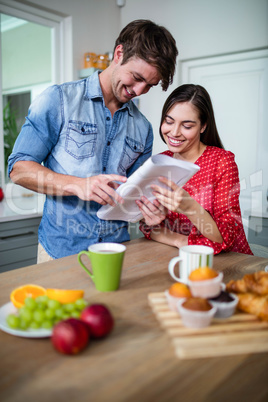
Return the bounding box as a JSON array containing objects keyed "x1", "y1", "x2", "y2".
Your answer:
[{"x1": 0, "y1": 302, "x2": 52, "y2": 338}]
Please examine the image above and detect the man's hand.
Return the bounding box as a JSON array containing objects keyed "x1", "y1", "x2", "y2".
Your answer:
[{"x1": 73, "y1": 174, "x2": 127, "y2": 206}]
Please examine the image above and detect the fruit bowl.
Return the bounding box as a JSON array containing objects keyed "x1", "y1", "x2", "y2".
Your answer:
[{"x1": 0, "y1": 302, "x2": 52, "y2": 338}]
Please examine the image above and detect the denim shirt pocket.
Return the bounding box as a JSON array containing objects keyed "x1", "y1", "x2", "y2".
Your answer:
[
  {"x1": 65, "y1": 120, "x2": 97, "y2": 159},
  {"x1": 119, "y1": 136, "x2": 145, "y2": 174}
]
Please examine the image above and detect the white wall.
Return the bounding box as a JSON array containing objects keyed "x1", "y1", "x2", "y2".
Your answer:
[
  {"x1": 121, "y1": 0, "x2": 268, "y2": 153},
  {"x1": 13, "y1": 0, "x2": 268, "y2": 154},
  {"x1": 15, "y1": 0, "x2": 121, "y2": 80}
]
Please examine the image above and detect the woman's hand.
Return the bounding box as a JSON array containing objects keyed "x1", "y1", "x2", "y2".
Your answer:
[
  {"x1": 151, "y1": 176, "x2": 194, "y2": 215},
  {"x1": 136, "y1": 196, "x2": 167, "y2": 226},
  {"x1": 151, "y1": 176, "x2": 223, "y2": 244}
]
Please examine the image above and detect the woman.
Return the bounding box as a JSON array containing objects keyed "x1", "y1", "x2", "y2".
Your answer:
[{"x1": 136, "y1": 84, "x2": 252, "y2": 255}]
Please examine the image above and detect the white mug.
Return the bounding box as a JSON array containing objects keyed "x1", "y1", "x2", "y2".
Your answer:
[{"x1": 168, "y1": 245, "x2": 214, "y2": 283}]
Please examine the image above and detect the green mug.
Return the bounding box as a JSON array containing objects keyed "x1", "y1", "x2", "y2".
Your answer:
[{"x1": 77, "y1": 243, "x2": 126, "y2": 292}]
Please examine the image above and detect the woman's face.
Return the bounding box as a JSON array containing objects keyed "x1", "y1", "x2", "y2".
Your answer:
[{"x1": 161, "y1": 101, "x2": 206, "y2": 157}]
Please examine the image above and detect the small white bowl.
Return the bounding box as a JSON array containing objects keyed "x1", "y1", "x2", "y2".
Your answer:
[
  {"x1": 188, "y1": 272, "x2": 223, "y2": 298},
  {"x1": 177, "y1": 298, "x2": 217, "y2": 329},
  {"x1": 209, "y1": 292, "x2": 239, "y2": 318},
  {"x1": 165, "y1": 290, "x2": 184, "y2": 312}
]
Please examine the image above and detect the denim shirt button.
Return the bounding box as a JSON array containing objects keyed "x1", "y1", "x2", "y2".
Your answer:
[
  {"x1": 99, "y1": 237, "x2": 102, "y2": 242},
  {"x1": 106, "y1": 117, "x2": 110, "y2": 121},
  {"x1": 107, "y1": 141, "x2": 111, "y2": 146}
]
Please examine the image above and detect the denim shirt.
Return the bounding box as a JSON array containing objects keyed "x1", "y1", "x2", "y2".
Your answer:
[{"x1": 8, "y1": 72, "x2": 153, "y2": 258}]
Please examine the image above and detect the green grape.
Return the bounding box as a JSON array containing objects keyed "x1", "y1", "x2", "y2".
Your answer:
[
  {"x1": 36, "y1": 302, "x2": 47, "y2": 311},
  {"x1": 45, "y1": 308, "x2": 56, "y2": 320},
  {"x1": 29, "y1": 321, "x2": 40, "y2": 329},
  {"x1": 54, "y1": 307, "x2": 65, "y2": 319},
  {"x1": 47, "y1": 299, "x2": 61, "y2": 310},
  {"x1": 6, "y1": 314, "x2": 20, "y2": 329},
  {"x1": 33, "y1": 309, "x2": 45, "y2": 323},
  {"x1": 64, "y1": 303, "x2": 76, "y2": 313},
  {"x1": 41, "y1": 320, "x2": 53, "y2": 329},
  {"x1": 19, "y1": 318, "x2": 29, "y2": 330},
  {"x1": 35, "y1": 295, "x2": 49, "y2": 311},
  {"x1": 24, "y1": 297, "x2": 37, "y2": 310},
  {"x1": 70, "y1": 310, "x2": 81, "y2": 319},
  {"x1": 35, "y1": 295, "x2": 49, "y2": 304},
  {"x1": 62, "y1": 313, "x2": 70, "y2": 320},
  {"x1": 75, "y1": 298, "x2": 88, "y2": 311},
  {"x1": 18, "y1": 307, "x2": 33, "y2": 323}
]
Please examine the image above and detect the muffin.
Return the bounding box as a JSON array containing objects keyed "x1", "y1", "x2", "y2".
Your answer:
[
  {"x1": 188, "y1": 267, "x2": 223, "y2": 298},
  {"x1": 189, "y1": 266, "x2": 218, "y2": 281},
  {"x1": 178, "y1": 297, "x2": 216, "y2": 328},
  {"x1": 209, "y1": 291, "x2": 238, "y2": 318},
  {"x1": 182, "y1": 297, "x2": 213, "y2": 311},
  {"x1": 165, "y1": 283, "x2": 192, "y2": 312}
]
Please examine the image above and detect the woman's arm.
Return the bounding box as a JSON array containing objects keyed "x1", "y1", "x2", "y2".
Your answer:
[{"x1": 150, "y1": 226, "x2": 188, "y2": 248}]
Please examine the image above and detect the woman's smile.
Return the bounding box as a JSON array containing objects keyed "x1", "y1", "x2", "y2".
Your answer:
[{"x1": 167, "y1": 136, "x2": 184, "y2": 147}]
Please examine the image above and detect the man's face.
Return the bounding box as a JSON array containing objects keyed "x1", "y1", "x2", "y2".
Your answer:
[{"x1": 111, "y1": 51, "x2": 161, "y2": 104}]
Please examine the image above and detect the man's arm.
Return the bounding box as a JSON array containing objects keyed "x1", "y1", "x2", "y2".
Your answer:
[{"x1": 10, "y1": 161, "x2": 127, "y2": 206}]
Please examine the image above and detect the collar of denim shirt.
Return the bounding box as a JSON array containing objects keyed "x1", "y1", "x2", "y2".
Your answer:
[{"x1": 84, "y1": 71, "x2": 135, "y2": 117}]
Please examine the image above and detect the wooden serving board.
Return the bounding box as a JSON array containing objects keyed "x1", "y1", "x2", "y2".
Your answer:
[{"x1": 148, "y1": 292, "x2": 268, "y2": 360}]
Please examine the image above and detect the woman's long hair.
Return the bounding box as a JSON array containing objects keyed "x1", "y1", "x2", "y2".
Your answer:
[{"x1": 159, "y1": 84, "x2": 224, "y2": 149}]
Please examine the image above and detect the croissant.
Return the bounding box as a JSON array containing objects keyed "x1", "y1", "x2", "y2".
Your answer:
[
  {"x1": 226, "y1": 271, "x2": 268, "y2": 296},
  {"x1": 236, "y1": 293, "x2": 268, "y2": 321}
]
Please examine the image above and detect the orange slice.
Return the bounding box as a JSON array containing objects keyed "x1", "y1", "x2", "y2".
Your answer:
[
  {"x1": 10, "y1": 284, "x2": 47, "y2": 308},
  {"x1": 46, "y1": 288, "x2": 84, "y2": 304}
]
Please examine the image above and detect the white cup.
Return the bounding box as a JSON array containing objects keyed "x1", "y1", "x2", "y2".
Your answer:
[{"x1": 168, "y1": 245, "x2": 214, "y2": 284}]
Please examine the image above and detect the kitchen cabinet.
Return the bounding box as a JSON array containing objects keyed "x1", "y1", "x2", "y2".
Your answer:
[
  {"x1": 0, "y1": 216, "x2": 41, "y2": 273},
  {"x1": 245, "y1": 209, "x2": 268, "y2": 247},
  {"x1": 247, "y1": 213, "x2": 268, "y2": 247},
  {"x1": 0, "y1": 194, "x2": 43, "y2": 273}
]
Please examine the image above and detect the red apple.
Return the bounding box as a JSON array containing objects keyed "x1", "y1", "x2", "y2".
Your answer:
[
  {"x1": 0, "y1": 188, "x2": 4, "y2": 202},
  {"x1": 80, "y1": 304, "x2": 114, "y2": 339},
  {"x1": 51, "y1": 318, "x2": 90, "y2": 355}
]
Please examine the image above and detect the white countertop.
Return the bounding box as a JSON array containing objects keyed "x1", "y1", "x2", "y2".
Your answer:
[{"x1": 0, "y1": 194, "x2": 44, "y2": 222}]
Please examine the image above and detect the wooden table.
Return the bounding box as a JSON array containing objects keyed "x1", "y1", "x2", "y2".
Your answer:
[{"x1": 0, "y1": 238, "x2": 268, "y2": 402}]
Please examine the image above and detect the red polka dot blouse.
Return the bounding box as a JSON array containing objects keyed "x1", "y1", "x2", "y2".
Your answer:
[{"x1": 140, "y1": 146, "x2": 253, "y2": 255}]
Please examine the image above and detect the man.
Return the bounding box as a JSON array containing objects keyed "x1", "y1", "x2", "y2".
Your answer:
[{"x1": 8, "y1": 19, "x2": 178, "y2": 261}]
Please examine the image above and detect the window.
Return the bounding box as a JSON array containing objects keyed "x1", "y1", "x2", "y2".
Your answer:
[
  {"x1": 1, "y1": 14, "x2": 53, "y2": 182},
  {"x1": 0, "y1": 0, "x2": 72, "y2": 195}
]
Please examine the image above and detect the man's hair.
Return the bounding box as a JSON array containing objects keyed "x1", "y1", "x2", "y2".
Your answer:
[{"x1": 114, "y1": 20, "x2": 178, "y2": 91}]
